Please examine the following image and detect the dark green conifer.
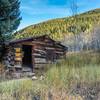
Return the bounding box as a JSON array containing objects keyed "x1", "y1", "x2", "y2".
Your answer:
[{"x1": 0, "y1": 0, "x2": 21, "y2": 60}]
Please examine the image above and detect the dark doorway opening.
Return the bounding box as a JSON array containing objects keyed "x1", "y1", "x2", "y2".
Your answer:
[{"x1": 22, "y1": 45, "x2": 33, "y2": 71}]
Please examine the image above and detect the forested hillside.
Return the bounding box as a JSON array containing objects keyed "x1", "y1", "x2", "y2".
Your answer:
[
  {"x1": 15, "y1": 8, "x2": 100, "y2": 39},
  {"x1": 15, "y1": 8, "x2": 100, "y2": 51}
]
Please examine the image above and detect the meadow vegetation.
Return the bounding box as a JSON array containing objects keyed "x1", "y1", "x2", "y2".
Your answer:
[{"x1": 0, "y1": 51, "x2": 100, "y2": 100}]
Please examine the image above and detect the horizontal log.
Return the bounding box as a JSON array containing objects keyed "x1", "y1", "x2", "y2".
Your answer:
[
  {"x1": 33, "y1": 51, "x2": 46, "y2": 56},
  {"x1": 32, "y1": 53, "x2": 41, "y2": 56},
  {"x1": 34, "y1": 49, "x2": 46, "y2": 53},
  {"x1": 45, "y1": 47, "x2": 55, "y2": 50},
  {"x1": 32, "y1": 41, "x2": 65, "y2": 50},
  {"x1": 33, "y1": 55, "x2": 46, "y2": 58},
  {"x1": 34, "y1": 58, "x2": 46, "y2": 63},
  {"x1": 32, "y1": 41, "x2": 53, "y2": 46},
  {"x1": 55, "y1": 51, "x2": 64, "y2": 54},
  {"x1": 33, "y1": 50, "x2": 64, "y2": 56},
  {"x1": 22, "y1": 42, "x2": 65, "y2": 51},
  {"x1": 34, "y1": 48, "x2": 64, "y2": 53},
  {"x1": 14, "y1": 64, "x2": 22, "y2": 68},
  {"x1": 45, "y1": 46, "x2": 64, "y2": 52}
]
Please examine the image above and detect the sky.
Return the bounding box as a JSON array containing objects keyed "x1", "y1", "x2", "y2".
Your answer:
[{"x1": 18, "y1": 0, "x2": 100, "y2": 30}]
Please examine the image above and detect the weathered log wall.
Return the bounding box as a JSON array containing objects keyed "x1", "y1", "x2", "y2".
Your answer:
[
  {"x1": 4, "y1": 35, "x2": 67, "y2": 71},
  {"x1": 3, "y1": 46, "x2": 15, "y2": 68}
]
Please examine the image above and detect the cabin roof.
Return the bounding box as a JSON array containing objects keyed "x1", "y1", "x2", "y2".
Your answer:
[
  {"x1": 8, "y1": 35, "x2": 67, "y2": 49},
  {"x1": 9, "y1": 35, "x2": 54, "y2": 44}
]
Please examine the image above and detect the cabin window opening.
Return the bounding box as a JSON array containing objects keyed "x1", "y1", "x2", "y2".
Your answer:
[{"x1": 22, "y1": 45, "x2": 33, "y2": 71}]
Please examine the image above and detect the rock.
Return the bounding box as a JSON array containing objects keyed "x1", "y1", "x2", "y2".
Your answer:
[
  {"x1": 28, "y1": 72, "x2": 35, "y2": 77},
  {"x1": 40, "y1": 75, "x2": 44, "y2": 80},
  {"x1": 32, "y1": 76, "x2": 37, "y2": 80}
]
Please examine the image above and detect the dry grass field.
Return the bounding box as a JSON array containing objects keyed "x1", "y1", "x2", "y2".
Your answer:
[{"x1": 0, "y1": 51, "x2": 100, "y2": 100}]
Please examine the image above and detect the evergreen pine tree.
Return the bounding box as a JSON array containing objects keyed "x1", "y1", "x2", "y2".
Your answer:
[{"x1": 0, "y1": 0, "x2": 21, "y2": 60}]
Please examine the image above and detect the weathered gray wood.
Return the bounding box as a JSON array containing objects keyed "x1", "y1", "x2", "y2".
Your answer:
[
  {"x1": 4, "y1": 35, "x2": 67, "y2": 73},
  {"x1": 34, "y1": 58, "x2": 46, "y2": 63}
]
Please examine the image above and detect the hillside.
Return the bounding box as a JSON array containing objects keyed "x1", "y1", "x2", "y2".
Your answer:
[{"x1": 15, "y1": 8, "x2": 100, "y2": 41}]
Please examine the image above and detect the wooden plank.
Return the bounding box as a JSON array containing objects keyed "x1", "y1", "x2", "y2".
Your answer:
[
  {"x1": 15, "y1": 57, "x2": 22, "y2": 61},
  {"x1": 14, "y1": 48, "x2": 21, "y2": 52},
  {"x1": 15, "y1": 53, "x2": 22, "y2": 57}
]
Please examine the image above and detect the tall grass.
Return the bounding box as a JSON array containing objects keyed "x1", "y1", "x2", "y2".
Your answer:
[
  {"x1": 45, "y1": 64, "x2": 100, "y2": 89},
  {"x1": 0, "y1": 78, "x2": 34, "y2": 100},
  {"x1": 66, "y1": 51, "x2": 100, "y2": 66},
  {"x1": 0, "y1": 51, "x2": 100, "y2": 100},
  {"x1": 45, "y1": 51, "x2": 100, "y2": 87}
]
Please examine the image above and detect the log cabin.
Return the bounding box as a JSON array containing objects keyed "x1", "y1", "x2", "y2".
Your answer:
[{"x1": 4, "y1": 35, "x2": 68, "y2": 73}]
